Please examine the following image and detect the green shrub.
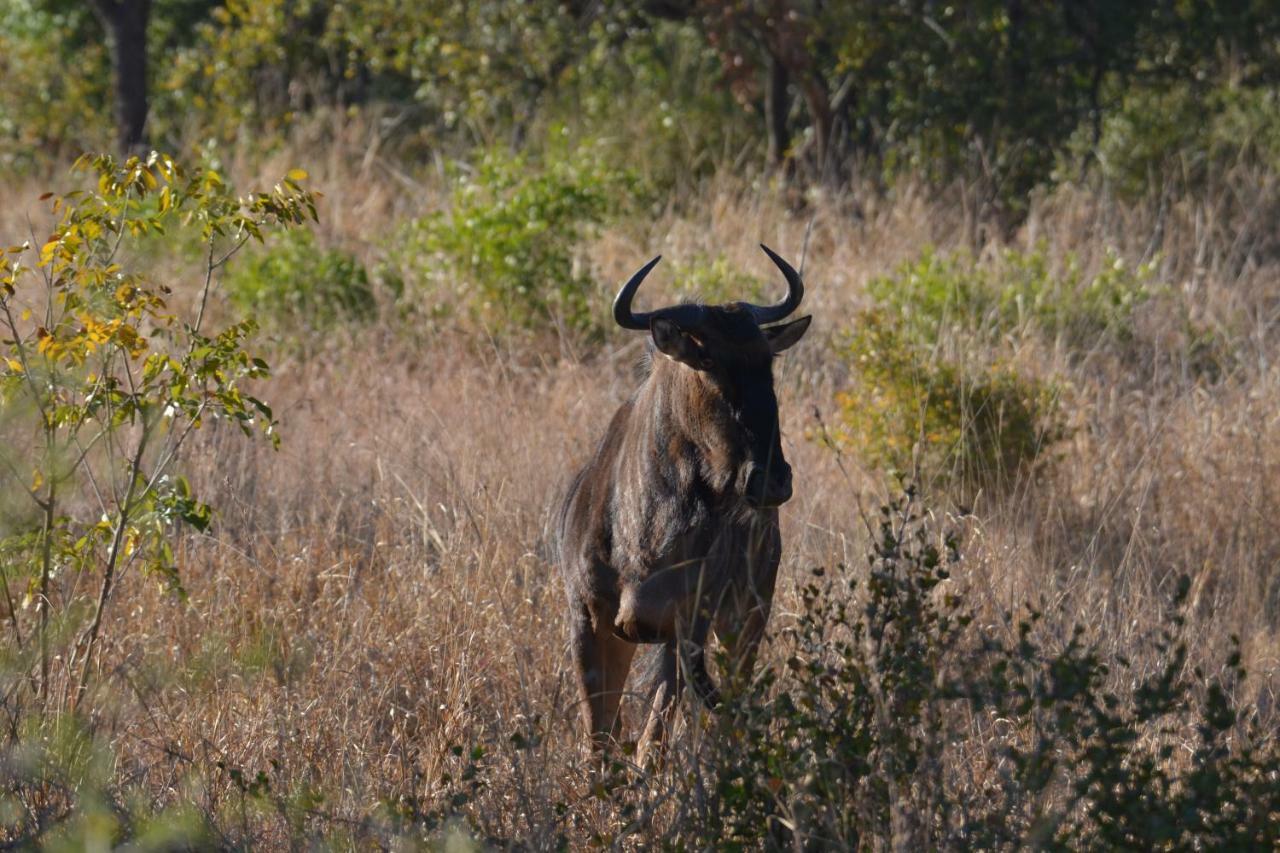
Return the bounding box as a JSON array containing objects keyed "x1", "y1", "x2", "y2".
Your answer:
[
  {"x1": 828, "y1": 311, "x2": 1062, "y2": 490},
  {"x1": 0, "y1": 152, "x2": 314, "y2": 842},
  {"x1": 387, "y1": 145, "x2": 635, "y2": 337},
  {"x1": 825, "y1": 245, "x2": 1162, "y2": 490},
  {"x1": 864, "y1": 248, "x2": 996, "y2": 344},
  {"x1": 670, "y1": 253, "x2": 767, "y2": 305},
  {"x1": 867, "y1": 245, "x2": 1154, "y2": 352},
  {"x1": 1014, "y1": 248, "x2": 1155, "y2": 347},
  {"x1": 535, "y1": 20, "x2": 755, "y2": 197},
  {"x1": 1086, "y1": 82, "x2": 1280, "y2": 200},
  {"x1": 225, "y1": 228, "x2": 374, "y2": 332}
]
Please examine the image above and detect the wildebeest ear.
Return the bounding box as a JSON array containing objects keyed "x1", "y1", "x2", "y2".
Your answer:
[
  {"x1": 652, "y1": 318, "x2": 713, "y2": 369},
  {"x1": 764, "y1": 315, "x2": 811, "y2": 354}
]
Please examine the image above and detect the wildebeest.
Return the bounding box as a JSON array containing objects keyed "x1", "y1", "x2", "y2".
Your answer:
[{"x1": 557, "y1": 245, "x2": 810, "y2": 754}]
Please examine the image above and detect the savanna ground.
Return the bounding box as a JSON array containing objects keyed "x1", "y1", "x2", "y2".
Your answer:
[{"x1": 4, "y1": 4, "x2": 1280, "y2": 848}]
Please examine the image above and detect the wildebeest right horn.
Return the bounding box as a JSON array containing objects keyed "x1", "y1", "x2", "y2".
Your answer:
[
  {"x1": 746, "y1": 244, "x2": 805, "y2": 326},
  {"x1": 613, "y1": 255, "x2": 663, "y2": 330}
]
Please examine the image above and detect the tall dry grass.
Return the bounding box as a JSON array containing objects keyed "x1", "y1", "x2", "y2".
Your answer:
[{"x1": 2, "y1": 122, "x2": 1279, "y2": 845}]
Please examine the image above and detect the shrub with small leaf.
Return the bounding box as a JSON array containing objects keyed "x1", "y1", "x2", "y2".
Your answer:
[
  {"x1": 682, "y1": 491, "x2": 1280, "y2": 850},
  {"x1": 829, "y1": 310, "x2": 1062, "y2": 489},
  {"x1": 1085, "y1": 82, "x2": 1280, "y2": 201},
  {"x1": 682, "y1": 490, "x2": 968, "y2": 849},
  {"x1": 385, "y1": 145, "x2": 635, "y2": 337},
  {"x1": 0, "y1": 2, "x2": 111, "y2": 168},
  {"x1": 821, "y1": 245, "x2": 1158, "y2": 490},
  {"x1": 669, "y1": 253, "x2": 767, "y2": 306},
  {"x1": 958, "y1": 585, "x2": 1280, "y2": 849},
  {"x1": 867, "y1": 245, "x2": 1154, "y2": 352},
  {"x1": 0, "y1": 151, "x2": 315, "y2": 844}
]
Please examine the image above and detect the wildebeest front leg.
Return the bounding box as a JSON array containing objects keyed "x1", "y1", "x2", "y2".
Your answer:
[
  {"x1": 614, "y1": 559, "x2": 715, "y2": 644},
  {"x1": 713, "y1": 584, "x2": 775, "y2": 694},
  {"x1": 635, "y1": 642, "x2": 677, "y2": 765},
  {"x1": 569, "y1": 603, "x2": 636, "y2": 751}
]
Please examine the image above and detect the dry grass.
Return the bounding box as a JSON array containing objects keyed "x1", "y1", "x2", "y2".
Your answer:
[{"x1": 3, "y1": 127, "x2": 1280, "y2": 846}]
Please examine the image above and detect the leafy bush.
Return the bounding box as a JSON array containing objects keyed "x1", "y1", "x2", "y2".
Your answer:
[
  {"x1": 825, "y1": 245, "x2": 1162, "y2": 490},
  {"x1": 0, "y1": 152, "x2": 314, "y2": 840},
  {"x1": 828, "y1": 311, "x2": 1061, "y2": 490},
  {"x1": 1087, "y1": 82, "x2": 1280, "y2": 200},
  {"x1": 1016, "y1": 248, "x2": 1155, "y2": 348},
  {"x1": 2, "y1": 713, "x2": 212, "y2": 847},
  {"x1": 537, "y1": 19, "x2": 755, "y2": 196},
  {"x1": 225, "y1": 227, "x2": 375, "y2": 332},
  {"x1": 867, "y1": 245, "x2": 1154, "y2": 352},
  {"x1": 669, "y1": 253, "x2": 767, "y2": 305},
  {"x1": 159, "y1": 0, "x2": 380, "y2": 146},
  {"x1": 386, "y1": 145, "x2": 634, "y2": 337},
  {"x1": 684, "y1": 491, "x2": 1280, "y2": 850}
]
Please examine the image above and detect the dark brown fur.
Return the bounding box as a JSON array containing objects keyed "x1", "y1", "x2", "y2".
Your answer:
[{"x1": 558, "y1": 302, "x2": 809, "y2": 754}]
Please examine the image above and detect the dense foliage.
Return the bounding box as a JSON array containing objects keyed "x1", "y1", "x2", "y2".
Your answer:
[
  {"x1": 377, "y1": 493, "x2": 1280, "y2": 849},
  {"x1": 5, "y1": 2, "x2": 1280, "y2": 207},
  {"x1": 226, "y1": 228, "x2": 374, "y2": 334}
]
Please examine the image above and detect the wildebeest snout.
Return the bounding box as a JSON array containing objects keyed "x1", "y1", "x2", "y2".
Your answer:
[{"x1": 742, "y1": 460, "x2": 793, "y2": 508}]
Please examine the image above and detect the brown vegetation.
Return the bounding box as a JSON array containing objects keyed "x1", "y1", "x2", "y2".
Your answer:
[{"x1": 2, "y1": 123, "x2": 1279, "y2": 845}]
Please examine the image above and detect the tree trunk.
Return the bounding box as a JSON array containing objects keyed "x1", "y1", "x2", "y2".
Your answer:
[
  {"x1": 765, "y1": 53, "x2": 791, "y2": 174},
  {"x1": 89, "y1": 0, "x2": 152, "y2": 153},
  {"x1": 797, "y1": 73, "x2": 834, "y2": 182}
]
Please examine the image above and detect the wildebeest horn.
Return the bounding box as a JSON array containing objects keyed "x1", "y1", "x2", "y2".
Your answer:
[
  {"x1": 747, "y1": 244, "x2": 805, "y2": 325},
  {"x1": 616, "y1": 247, "x2": 801, "y2": 331},
  {"x1": 613, "y1": 255, "x2": 662, "y2": 330}
]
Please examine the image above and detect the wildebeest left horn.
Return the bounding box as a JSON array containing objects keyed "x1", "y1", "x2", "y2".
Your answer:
[
  {"x1": 747, "y1": 244, "x2": 805, "y2": 325},
  {"x1": 614, "y1": 255, "x2": 662, "y2": 330}
]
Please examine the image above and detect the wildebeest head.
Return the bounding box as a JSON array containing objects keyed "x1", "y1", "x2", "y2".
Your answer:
[{"x1": 614, "y1": 245, "x2": 811, "y2": 509}]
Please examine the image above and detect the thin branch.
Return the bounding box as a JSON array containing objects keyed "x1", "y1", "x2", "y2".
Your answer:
[
  {"x1": 35, "y1": 475, "x2": 55, "y2": 706},
  {"x1": 98, "y1": 350, "x2": 126, "y2": 511},
  {"x1": 0, "y1": 452, "x2": 46, "y2": 512},
  {"x1": 106, "y1": 194, "x2": 131, "y2": 265},
  {"x1": 798, "y1": 216, "x2": 815, "y2": 277},
  {"x1": 0, "y1": 564, "x2": 23, "y2": 652},
  {"x1": 143, "y1": 398, "x2": 210, "y2": 498},
  {"x1": 210, "y1": 233, "x2": 252, "y2": 272},
  {"x1": 26, "y1": 217, "x2": 56, "y2": 330},
  {"x1": 73, "y1": 414, "x2": 152, "y2": 710},
  {"x1": 191, "y1": 237, "x2": 216, "y2": 342},
  {"x1": 70, "y1": 427, "x2": 112, "y2": 516}
]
